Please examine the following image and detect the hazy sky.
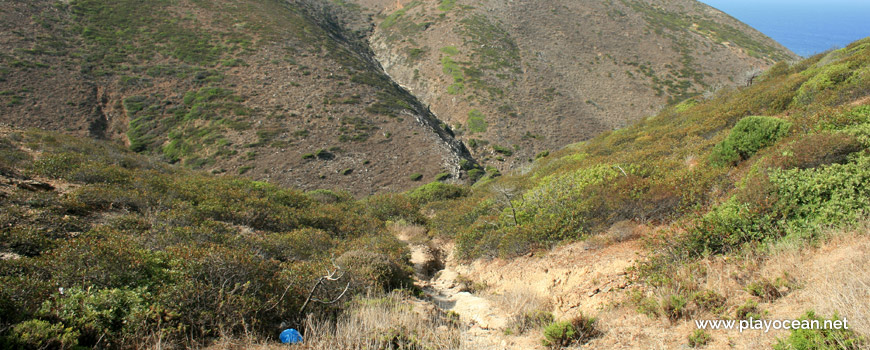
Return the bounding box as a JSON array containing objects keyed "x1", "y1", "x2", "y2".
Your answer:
[{"x1": 697, "y1": 0, "x2": 870, "y2": 56}]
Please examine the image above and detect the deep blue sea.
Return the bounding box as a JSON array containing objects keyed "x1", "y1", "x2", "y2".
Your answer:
[{"x1": 698, "y1": 0, "x2": 870, "y2": 57}]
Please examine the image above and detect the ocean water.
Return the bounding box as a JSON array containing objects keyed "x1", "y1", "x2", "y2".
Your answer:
[{"x1": 698, "y1": 0, "x2": 870, "y2": 57}]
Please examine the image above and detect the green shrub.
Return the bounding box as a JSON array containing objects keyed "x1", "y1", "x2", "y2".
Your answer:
[
  {"x1": 37, "y1": 287, "x2": 154, "y2": 347},
  {"x1": 662, "y1": 294, "x2": 689, "y2": 321},
  {"x1": 541, "y1": 315, "x2": 600, "y2": 348},
  {"x1": 336, "y1": 250, "x2": 411, "y2": 293},
  {"x1": 363, "y1": 193, "x2": 425, "y2": 224},
  {"x1": 7, "y1": 319, "x2": 80, "y2": 350},
  {"x1": 745, "y1": 279, "x2": 784, "y2": 301},
  {"x1": 405, "y1": 182, "x2": 469, "y2": 205},
  {"x1": 467, "y1": 109, "x2": 488, "y2": 133},
  {"x1": 691, "y1": 290, "x2": 726, "y2": 313},
  {"x1": 542, "y1": 321, "x2": 577, "y2": 347},
  {"x1": 711, "y1": 116, "x2": 792, "y2": 165},
  {"x1": 434, "y1": 172, "x2": 451, "y2": 181},
  {"x1": 307, "y1": 189, "x2": 353, "y2": 204},
  {"x1": 510, "y1": 309, "x2": 554, "y2": 334},
  {"x1": 409, "y1": 173, "x2": 423, "y2": 181},
  {"x1": 437, "y1": 0, "x2": 456, "y2": 11},
  {"x1": 254, "y1": 228, "x2": 333, "y2": 261},
  {"x1": 773, "y1": 311, "x2": 865, "y2": 350},
  {"x1": 492, "y1": 145, "x2": 513, "y2": 156},
  {"x1": 735, "y1": 300, "x2": 763, "y2": 320},
  {"x1": 467, "y1": 168, "x2": 485, "y2": 183},
  {"x1": 763, "y1": 133, "x2": 862, "y2": 170},
  {"x1": 688, "y1": 329, "x2": 711, "y2": 348}
]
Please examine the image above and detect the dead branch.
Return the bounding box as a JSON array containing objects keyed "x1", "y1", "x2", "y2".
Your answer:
[{"x1": 299, "y1": 258, "x2": 349, "y2": 315}]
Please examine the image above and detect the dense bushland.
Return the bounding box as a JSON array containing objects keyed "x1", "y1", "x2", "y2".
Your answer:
[{"x1": 0, "y1": 130, "x2": 416, "y2": 348}]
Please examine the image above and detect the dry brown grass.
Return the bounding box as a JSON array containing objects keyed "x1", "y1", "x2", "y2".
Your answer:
[
  {"x1": 787, "y1": 230, "x2": 870, "y2": 338},
  {"x1": 300, "y1": 291, "x2": 467, "y2": 350},
  {"x1": 201, "y1": 292, "x2": 468, "y2": 350},
  {"x1": 493, "y1": 288, "x2": 553, "y2": 334},
  {"x1": 584, "y1": 220, "x2": 641, "y2": 250},
  {"x1": 389, "y1": 221, "x2": 429, "y2": 244}
]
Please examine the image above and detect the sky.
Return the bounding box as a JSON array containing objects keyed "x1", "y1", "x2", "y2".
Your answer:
[{"x1": 697, "y1": 0, "x2": 870, "y2": 57}]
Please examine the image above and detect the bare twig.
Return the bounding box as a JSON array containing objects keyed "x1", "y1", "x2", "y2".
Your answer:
[{"x1": 299, "y1": 258, "x2": 349, "y2": 315}]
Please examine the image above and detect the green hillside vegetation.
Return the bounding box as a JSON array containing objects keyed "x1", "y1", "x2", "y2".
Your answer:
[
  {"x1": 0, "y1": 129, "x2": 423, "y2": 348},
  {"x1": 423, "y1": 37, "x2": 870, "y2": 280},
  {"x1": 2, "y1": 0, "x2": 869, "y2": 346}
]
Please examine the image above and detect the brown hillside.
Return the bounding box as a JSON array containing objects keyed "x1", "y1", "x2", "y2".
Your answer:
[
  {"x1": 355, "y1": 0, "x2": 798, "y2": 170},
  {"x1": 0, "y1": 0, "x2": 475, "y2": 195}
]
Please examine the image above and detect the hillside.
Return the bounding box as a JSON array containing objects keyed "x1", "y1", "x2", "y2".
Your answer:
[
  {"x1": 2, "y1": 36, "x2": 867, "y2": 350},
  {"x1": 418, "y1": 37, "x2": 870, "y2": 348},
  {"x1": 352, "y1": 0, "x2": 797, "y2": 171},
  {"x1": 0, "y1": 0, "x2": 476, "y2": 195},
  {"x1": 0, "y1": 124, "x2": 446, "y2": 348}
]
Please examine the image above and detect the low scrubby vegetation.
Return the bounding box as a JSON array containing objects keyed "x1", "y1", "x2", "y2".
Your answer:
[
  {"x1": 541, "y1": 314, "x2": 600, "y2": 348},
  {"x1": 419, "y1": 38, "x2": 870, "y2": 265},
  {"x1": 418, "y1": 37, "x2": 870, "y2": 345},
  {"x1": 0, "y1": 130, "x2": 416, "y2": 348},
  {"x1": 774, "y1": 311, "x2": 866, "y2": 350}
]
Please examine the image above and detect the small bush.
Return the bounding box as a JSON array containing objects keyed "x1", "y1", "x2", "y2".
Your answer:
[
  {"x1": 691, "y1": 290, "x2": 726, "y2": 313},
  {"x1": 541, "y1": 315, "x2": 600, "y2": 348},
  {"x1": 492, "y1": 145, "x2": 513, "y2": 156},
  {"x1": 467, "y1": 109, "x2": 488, "y2": 133},
  {"x1": 336, "y1": 250, "x2": 411, "y2": 293},
  {"x1": 711, "y1": 116, "x2": 792, "y2": 165},
  {"x1": 745, "y1": 279, "x2": 784, "y2": 302},
  {"x1": 8, "y1": 319, "x2": 80, "y2": 350},
  {"x1": 773, "y1": 311, "x2": 865, "y2": 350},
  {"x1": 662, "y1": 295, "x2": 689, "y2": 321},
  {"x1": 735, "y1": 300, "x2": 763, "y2": 320},
  {"x1": 688, "y1": 329, "x2": 711, "y2": 348},
  {"x1": 467, "y1": 168, "x2": 485, "y2": 183},
  {"x1": 763, "y1": 133, "x2": 862, "y2": 170},
  {"x1": 510, "y1": 309, "x2": 554, "y2": 334},
  {"x1": 36, "y1": 287, "x2": 154, "y2": 347},
  {"x1": 409, "y1": 173, "x2": 423, "y2": 181},
  {"x1": 405, "y1": 182, "x2": 469, "y2": 205},
  {"x1": 363, "y1": 193, "x2": 425, "y2": 224}
]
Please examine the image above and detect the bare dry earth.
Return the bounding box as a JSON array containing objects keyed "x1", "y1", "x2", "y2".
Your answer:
[{"x1": 399, "y1": 223, "x2": 870, "y2": 349}]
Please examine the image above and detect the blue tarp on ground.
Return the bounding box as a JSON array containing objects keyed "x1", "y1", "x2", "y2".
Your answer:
[{"x1": 280, "y1": 328, "x2": 303, "y2": 344}]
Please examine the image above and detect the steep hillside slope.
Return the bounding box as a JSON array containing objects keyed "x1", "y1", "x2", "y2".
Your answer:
[
  {"x1": 352, "y1": 0, "x2": 797, "y2": 171},
  {"x1": 428, "y1": 37, "x2": 870, "y2": 260},
  {"x1": 0, "y1": 0, "x2": 476, "y2": 195},
  {"x1": 414, "y1": 36, "x2": 870, "y2": 348}
]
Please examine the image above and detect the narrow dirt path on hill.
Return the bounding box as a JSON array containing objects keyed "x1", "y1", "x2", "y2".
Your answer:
[
  {"x1": 393, "y1": 225, "x2": 645, "y2": 349},
  {"x1": 394, "y1": 231, "x2": 521, "y2": 349}
]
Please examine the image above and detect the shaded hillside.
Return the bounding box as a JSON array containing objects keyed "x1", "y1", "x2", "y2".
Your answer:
[
  {"x1": 353, "y1": 0, "x2": 797, "y2": 172},
  {"x1": 0, "y1": 0, "x2": 476, "y2": 195}
]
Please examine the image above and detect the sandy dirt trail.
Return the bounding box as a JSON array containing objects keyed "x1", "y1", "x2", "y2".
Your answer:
[{"x1": 394, "y1": 227, "x2": 641, "y2": 349}]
